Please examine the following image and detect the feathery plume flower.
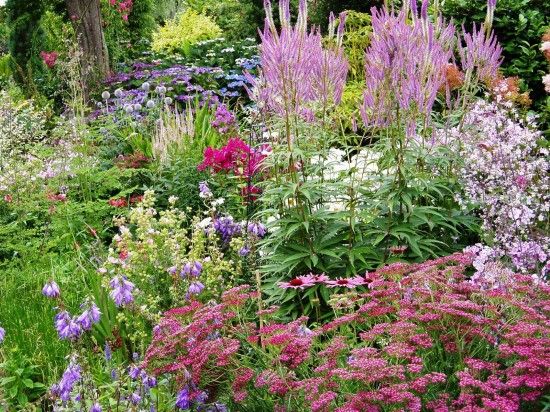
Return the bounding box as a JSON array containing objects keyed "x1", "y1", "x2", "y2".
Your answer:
[
  {"x1": 247, "y1": 0, "x2": 348, "y2": 123},
  {"x1": 458, "y1": 23, "x2": 503, "y2": 85},
  {"x1": 361, "y1": 4, "x2": 454, "y2": 135}
]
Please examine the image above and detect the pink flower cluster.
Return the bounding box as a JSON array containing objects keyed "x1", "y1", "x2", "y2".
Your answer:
[
  {"x1": 40, "y1": 51, "x2": 58, "y2": 69},
  {"x1": 109, "y1": 0, "x2": 133, "y2": 21},
  {"x1": 198, "y1": 138, "x2": 269, "y2": 179},
  {"x1": 144, "y1": 254, "x2": 550, "y2": 411},
  {"x1": 278, "y1": 272, "x2": 381, "y2": 290}
]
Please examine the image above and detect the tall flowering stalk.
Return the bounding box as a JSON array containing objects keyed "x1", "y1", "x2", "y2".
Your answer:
[
  {"x1": 247, "y1": 0, "x2": 348, "y2": 144},
  {"x1": 360, "y1": 3, "x2": 455, "y2": 137}
]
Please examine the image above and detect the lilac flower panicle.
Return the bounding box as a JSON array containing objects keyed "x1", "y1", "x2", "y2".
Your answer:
[
  {"x1": 248, "y1": 0, "x2": 348, "y2": 122},
  {"x1": 42, "y1": 280, "x2": 61, "y2": 298},
  {"x1": 360, "y1": 4, "x2": 454, "y2": 136}
]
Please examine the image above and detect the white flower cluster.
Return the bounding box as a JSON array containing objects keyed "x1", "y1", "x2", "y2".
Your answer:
[{"x1": 0, "y1": 91, "x2": 47, "y2": 159}]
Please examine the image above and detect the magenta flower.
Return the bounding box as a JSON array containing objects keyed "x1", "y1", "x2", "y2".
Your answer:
[{"x1": 278, "y1": 275, "x2": 317, "y2": 289}]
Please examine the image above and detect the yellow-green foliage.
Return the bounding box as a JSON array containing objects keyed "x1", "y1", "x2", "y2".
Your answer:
[
  {"x1": 333, "y1": 80, "x2": 365, "y2": 132},
  {"x1": 342, "y1": 10, "x2": 372, "y2": 81},
  {"x1": 152, "y1": 9, "x2": 222, "y2": 54}
]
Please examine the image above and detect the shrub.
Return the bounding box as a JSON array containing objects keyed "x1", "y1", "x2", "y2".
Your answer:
[
  {"x1": 441, "y1": 0, "x2": 550, "y2": 132},
  {"x1": 151, "y1": 9, "x2": 222, "y2": 54}
]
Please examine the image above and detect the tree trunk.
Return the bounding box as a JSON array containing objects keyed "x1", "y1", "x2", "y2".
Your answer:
[{"x1": 65, "y1": 0, "x2": 109, "y2": 102}]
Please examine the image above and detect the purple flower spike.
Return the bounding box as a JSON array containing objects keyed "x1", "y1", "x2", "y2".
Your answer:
[{"x1": 42, "y1": 280, "x2": 61, "y2": 298}]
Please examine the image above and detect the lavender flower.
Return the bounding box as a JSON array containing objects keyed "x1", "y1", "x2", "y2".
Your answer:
[
  {"x1": 190, "y1": 261, "x2": 202, "y2": 277},
  {"x1": 54, "y1": 310, "x2": 82, "y2": 340},
  {"x1": 129, "y1": 365, "x2": 141, "y2": 380},
  {"x1": 130, "y1": 392, "x2": 142, "y2": 405},
  {"x1": 247, "y1": 221, "x2": 267, "y2": 238},
  {"x1": 188, "y1": 281, "x2": 205, "y2": 296},
  {"x1": 198, "y1": 181, "x2": 212, "y2": 199},
  {"x1": 109, "y1": 276, "x2": 135, "y2": 307},
  {"x1": 0, "y1": 326, "x2": 5, "y2": 343},
  {"x1": 52, "y1": 362, "x2": 81, "y2": 401},
  {"x1": 248, "y1": 0, "x2": 348, "y2": 122},
  {"x1": 91, "y1": 403, "x2": 102, "y2": 412},
  {"x1": 458, "y1": 24, "x2": 502, "y2": 84},
  {"x1": 213, "y1": 215, "x2": 242, "y2": 242},
  {"x1": 104, "y1": 342, "x2": 112, "y2": 361},
  {"x1": 76, "y1": 301, "x2": 101, "y2": 330},
  {"x1": 42, "y1": 280, "x2": 60, "y2": 298},
  {"x1": 360, "y1": 4, "x2": 454, "y2": 135},
  {"x1": 176, "y1": 387, "x2": 190, "y2": 409},
  {"x1": 239, "y1": 246, "x2": 250, "y2": 257}
]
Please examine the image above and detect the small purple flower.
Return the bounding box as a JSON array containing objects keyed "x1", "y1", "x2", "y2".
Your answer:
[
  {"x1": 42, "y1": 280, "x2": 61, "y2": 298},
  {"x1": 199, "y1": 181, "x2": 212, "y2": 198},
  {"x1": 167, "y1": 266, "x2": 177, "y2": 275},
  {"x1": 53, "y1": 362, "x2": 81, "y2": 401},
  {"x1": 130, "y1": 392, "x2": 142, "y2": 405},
  {"x1": 0, "y1": 326, "x2": 5, "y2": 343},
  {"x1": 176, "y1": 387, "x2": 190, "y2": 410},
  {"x1": 91, "y1": 403, "x2": 102, "y2": 412},
  {"x1": 247, "y1": 221, "x2": 267, "y2": 238},
  {"x1": 188, "y1": 281, "x2": 205, "y2": 295},
  {"x1": 104, "y1": 342, "x2": 112, "y2": 361},
  {"x1": 54, "y1": 310, "x2": 82, "y2": 340},
  {"x1": 109, "y1": 276, "x2": 135, "y2": 307},
  {"x1": 239, "y1": 246, "x2": 250, "y2": 257},
  {"x1": 129, "y1": 365, "x2": 141, "y2": 380},
  {"x1": 181, "y1": 262, "x2": 192, "y2": 278},
  {"x1": 77, "y1": 302, "x2": 101, "y2": 330},
  {"x1": 214, "y1": 215, "x2": 242, "y2": 243},
  {"x1": 190, "y1": 261, "x2": 202, "y2": 277}
]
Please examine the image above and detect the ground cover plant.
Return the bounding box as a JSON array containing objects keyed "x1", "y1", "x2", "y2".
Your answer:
[{"x1": 0, "y1": 0, "x2": 549, "y2": 411}]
